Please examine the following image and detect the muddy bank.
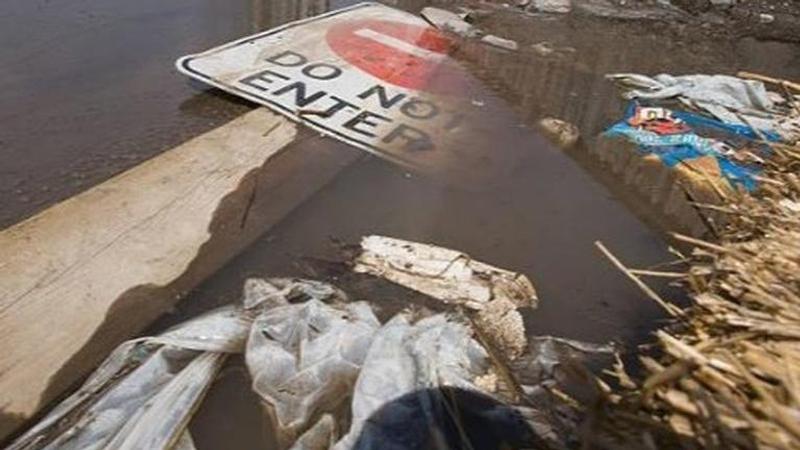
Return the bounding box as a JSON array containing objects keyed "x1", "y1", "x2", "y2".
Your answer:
[{"x1": 506, "y1": 0, "x2": 800, "y2": 43}]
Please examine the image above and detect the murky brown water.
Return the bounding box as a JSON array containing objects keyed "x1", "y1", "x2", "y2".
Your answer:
[{"x1": 2, "y1": 0, "x2": 800, "y2": 448}]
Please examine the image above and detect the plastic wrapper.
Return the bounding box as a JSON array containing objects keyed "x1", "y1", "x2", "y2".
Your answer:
[
  {"x1": 7, "y1": 306, "x2": 251, "y2": 450},
  {"x1": 243, "y1": 279, "x2": 380, "y2": 445},
  {"x1": 332, "y1": 314, "x2": 494, "y2": 449}
]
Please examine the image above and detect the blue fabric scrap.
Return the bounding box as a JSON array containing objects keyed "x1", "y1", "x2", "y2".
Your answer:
[{"x1": 605, "y1": 104, "x2": 761, "y2": 191}]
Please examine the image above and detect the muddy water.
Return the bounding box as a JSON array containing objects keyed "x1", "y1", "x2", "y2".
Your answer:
[
  {"x1": 3, "y1": 0, "x2": 800, "y2": 448},
  {"x1": 176, "y1": 5, "x2": 800, "y2": 449}
]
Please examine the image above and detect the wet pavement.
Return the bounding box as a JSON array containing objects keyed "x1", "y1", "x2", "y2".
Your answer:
[{"x1": 2, "y1": 0, "x2": 800, "y2": 448}]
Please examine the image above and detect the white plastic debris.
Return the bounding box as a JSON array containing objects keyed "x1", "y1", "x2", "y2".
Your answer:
[
  {"x1": 332, "y1": 314, "x2": 492, "y2": 449},
  {"x1": 607, "y1": 73, "x2": 780, "y2": 131},
  {"x1": 354, "y1": 235, "x2": 537, "y2": 311},
  {"x1": 243, "y1": 279, "x2": 380, "y2": 446},
  {"x1": 420, "y1": 7, "x2": 477, "y2": 37},
  {"x1": 538, "y1": 118, "x2": 581, "y2": 149},
  {"x1": 481, "y1": 34, "x2": 519, "y2": 51},
  {"x1": 531, "y1": 41, "x2": 577, "y2": 58},
  {"x1": 12, "y1": 259, "x2": 612, "y2": 450},
  {"x1": 532, "y1": 0, "x2": 573, "y2": 13},
  {"x1": 7, "y1": 306, "x2": 251, "y2": 450}
]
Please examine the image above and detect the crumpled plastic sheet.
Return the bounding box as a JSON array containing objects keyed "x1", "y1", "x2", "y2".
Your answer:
[
  {"x1": 607, "y1": 73, "x2": 800, "y2": 142},
  {"x1": 7, "y1": 306, "x2": 252, "y2": 450},
  {"x1": 511, "y1": 337, "x2": 616, "y2": 449},
  {"x1": 243, "y1": 278, "x2": 380, "y2": 446},
  {"x1": 11, "y1": 275, "x2": 614, "y2": 450},
  {"x1": 240, "y1": 279, "x2": 519, "y2": 449},
  {"x1": 332, "y1": 314, "x2": 491, "y2": 449}
]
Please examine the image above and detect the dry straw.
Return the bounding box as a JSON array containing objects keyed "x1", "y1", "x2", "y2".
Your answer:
[{"x1": 582, "y1": 77, "x2": 800, "y2": 449}]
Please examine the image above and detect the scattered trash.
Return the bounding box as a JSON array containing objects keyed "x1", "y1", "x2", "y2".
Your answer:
[
  {"x1": 420, "y1": 6, "x2": 477, "y2": 37},
  {"x1": 586, "y1": 137, "x2": 800, "y2": 450},
  {"x1": 353, "y1": 235, "x2": 538, "y2": 311},
  {"x1": 596, "y1": 70, "x2": 800, "y2": 237},
  {"x1": 422, "y1": 6, "x2": 520, "y2": 52},
  {"x1": 332, "y1": 314, "x2": 494, "y2": 449},
  {"x1": 538, "y1": 117, "x2": 581, "y2": 149},
  {"x1": 759, "y1": 12, "x2": 775, "y2": 24},
  {"x1": 605, "y1": 113, "x2": 760, "y2": 192},
  {"x1": 530, "y1": 41, "x2": 577, "y2": 57},
  {"x1": 531, "y1": 0, "x2": 573, "y2": 14},
  {"x1": 628, "y1": 106, "x2": 690, "y2": 134},
  {"x1": 9, "y1": 230, "x2": 621, "y2": 450},
  {"x1": 607, "y1": 73, "x2": 799, "y2": 141},
  {"x1": 573, "y1": 0, "x2": 686, "y2": 21},
  {"x1": 243, "y1": 278, "x2": 380, "y2": 446},
  {"x1": 481, "y1": 34, "x2": 520, "y2": 51},
  {"x1": 354, "y1": 235, "x2": 537, "y2": 358},
  {"x1": 595, "y1": 99, "x2": 774, "y2": 235}
]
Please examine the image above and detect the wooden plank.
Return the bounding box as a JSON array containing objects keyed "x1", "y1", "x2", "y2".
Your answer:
[{"x1": 0, "y1": 108, "x2": 360, "y2": 440}]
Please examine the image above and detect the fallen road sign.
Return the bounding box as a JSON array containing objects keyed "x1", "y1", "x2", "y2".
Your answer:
[{"x1": 177, "y1": 2, "x2": 524, "y2": 185}]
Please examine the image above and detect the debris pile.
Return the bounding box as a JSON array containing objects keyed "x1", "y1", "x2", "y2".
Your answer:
[
  {"x1": 422, "y1": 6, "x2": 521, "y2": 52},
  {"x1": 595, "y1": 71, "x2": 800, "y2": 235},
  {"x1": 585, "y1": 87, "x2": 800, "y2": 449},
  {"x1": 354, "y1": 236, "x2": 538, "y2": 358},
  {"x1": 8, "y1": 237, "x2": 613, "y2": 450}
]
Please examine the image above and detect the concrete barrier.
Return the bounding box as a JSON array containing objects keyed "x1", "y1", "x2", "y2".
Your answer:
[{"x1": 0, "y1": 108, "x2": 360, "y2": 440}]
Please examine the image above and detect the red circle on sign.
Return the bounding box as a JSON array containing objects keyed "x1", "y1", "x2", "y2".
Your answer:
[{"x1": 325, "y1": 19, "x2": 467, "y2": 95}]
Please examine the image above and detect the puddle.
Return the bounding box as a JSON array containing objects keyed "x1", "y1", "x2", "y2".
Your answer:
[
  {"x1": 166, "y1": 4, "x2": 798, "y2": 449},
  {"x1": 3, "y1": 0, "x2": 800, "y2": 448}
]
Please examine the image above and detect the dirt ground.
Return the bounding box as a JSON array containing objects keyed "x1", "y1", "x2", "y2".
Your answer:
[{"x1": 504, "y1": 0, "x2": 800, "y2": 42}]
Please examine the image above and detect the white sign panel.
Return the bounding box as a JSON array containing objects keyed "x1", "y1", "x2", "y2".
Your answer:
[{"x1": 177, "y1": 2, "x2": 520, "y2": 183}]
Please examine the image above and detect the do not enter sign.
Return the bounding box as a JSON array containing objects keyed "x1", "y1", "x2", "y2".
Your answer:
[
  {"x1": 177, "y1": 3, "x2": 514, "y2": 184},
  {"x1": 325, "y1": 19, "x2": 466, "y2": 95}
]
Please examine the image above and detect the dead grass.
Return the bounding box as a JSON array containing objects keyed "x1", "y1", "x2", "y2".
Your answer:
[{"x1": 583, "y1": 142, "x2": 800, "y2": 449}]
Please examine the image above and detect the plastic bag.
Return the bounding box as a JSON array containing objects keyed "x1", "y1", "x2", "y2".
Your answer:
[{"x1": 8, "y1": 306, "x2": 251, "y2": 450}]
